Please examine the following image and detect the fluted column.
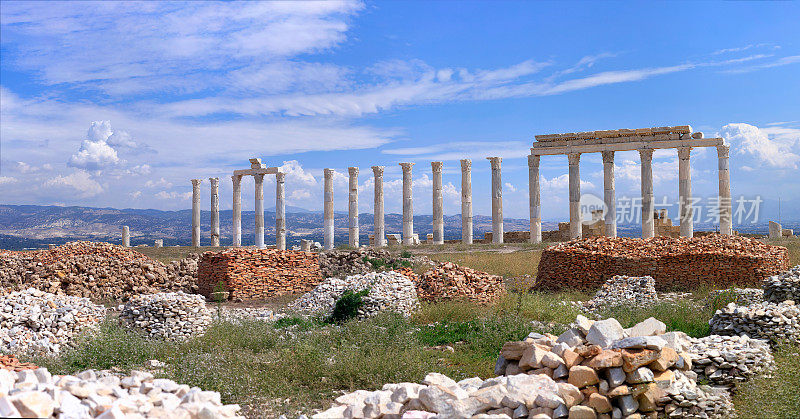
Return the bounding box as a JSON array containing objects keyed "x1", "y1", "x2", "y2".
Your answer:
[
  {"x1": 528, "y1": 155, "x2": 541, "y2": 244},
  {"x1": 717, "y1": 144, "x2": 732, "y2": 235},
  {"x1": 678, "y1": 147, "x2": 693, "y2": 238},
  {"x1": 191, "y1": 179, "x2": 202, "y2": 246},
  {"x1": 431, "y1": 161, "x2": 444, "y2": 245},
  {"x1": 460, "y1": 159, "x2": 473, "y2": 244},
  {"x1": 122, "y1": 226, "x2": 130, "y2": 247},
  {"x1": 372, "y1": 166, "x2": 386, "y2": 247},
  {"x1": 231, "y1": 175, "x2": 242, "y2": 247},
  {"x1": 254, "y1": 174, "x2": 265, "y2": 248},
  {"x1": 323, "y1": 168, "x2": 334, "y2": 250},
  {"x1": 568, "y1": 153, "x2": 582, "y2": 239},
  {"x1": 209, "y1": 177, "x2": 220, "y2": 246},
  {"x1": 639, "y1": 149, "x2": 654, "y2": 239},
  {"x1": 488, "y1": 157, "x2": 503, "y2": 244},
  {"x1": 602, "y1": 151, "x2": 617, "y2": 238},
  {"x1": 275, "y1": 172, "x2": 286, "y2": 250},
  {"x1": 399, "y1": 162, "x2": 415, "y2": 245},
  {"x1": 348, "y1": 167, "x2": 359, "y2": 247}
]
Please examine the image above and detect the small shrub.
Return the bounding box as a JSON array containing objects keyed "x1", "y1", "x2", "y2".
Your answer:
[
  {"x1": 327, "y1": 289, "x2": 370, "y2": 323},
  {"x1": 400, "y1": 250, "x2": 412, "y2": 259}
]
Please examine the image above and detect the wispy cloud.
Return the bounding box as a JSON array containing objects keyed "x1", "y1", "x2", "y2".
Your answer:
[{"x1": 723, "y1": 55, "x2": 800, "y2": 74}]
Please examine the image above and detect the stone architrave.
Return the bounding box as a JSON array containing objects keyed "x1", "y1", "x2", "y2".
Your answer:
[
  {"x1": 431, "y1": 162, "x2": 444, "y2": 245},
  {"x1": 372, "y1": 166, "x2": 386, "y2": 247},
  {"x1": 254, "y1": 174, "x2": 265, "y2": 248},
  {"x1": 678, "y1": 147, "x2": 693, "y2": 237},
  {"x1": 209, "y1": 177, "x2": 220, "y2": 246},
  {"x1": 601, "y1": 151, "x2": 617, "y2": 238},
  {"x1": 275, "y1": 172, "x2": 286, "y2": 250},
  {"x1": 567, "y1": 153, "x2": 582, "y2": 239},
  {"x1": 717, "y1": 144, "x2": 732, "y2": 235},
  {"x1": 231, "y1": 175, "x2": 242, "y2": 247},
  {"x1": 488, "y1": 157, "x2": 503, "y2": 244},
  {"x1": 399, "y1": 162, "x2": 415, "y2": 245},
  {"x1": 323, "y1": 168, "x2": 335, "y2": 250},
  {"x1": 528, "y1": 155, "x2": 541, "y2": 243},
  {"x1": 191, "y1": 179, "x2": 202, "y2": 247},
  {"x1": 639, "y1": 149, "x2": 654, "y2": 239},
  {"x1": 460, "y1": 159, "x2": 473, "y2": 244},
  {"x1": 348, "y1": 167, "x2": 359, "y2": 247}
]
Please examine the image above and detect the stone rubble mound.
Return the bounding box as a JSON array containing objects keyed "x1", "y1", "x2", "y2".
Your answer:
[
  {"x1": 120, "y1": 292, "x2": 212, "y2": 341},
  {"x1": 415, "y1": 262, "x2": 506, "y2": 305},
  {"x1": 763, "y1": 264, "x2": 800, "y2": 303},
  {"x1": 287, "y1": 271, "x2": 419, "y2": 318},
  {"x1": 0, "y1": 367, "x2": 243, "y2": 418},
  {"x1": 165, "y1": 253, "x2": 199, "y2": 291},
  {"x1": 705, "y1": 288, "x2": 763, "y2": 306},
  {"x1": 574, "y1": 276, "x2": 658, "y2": 315},
  {"x1": 688, "y1": 335, "x2": 773, "y2": 388},
  {"x1": 0, "y1": 242, "x2": 197, "y2": 301},
  {"x1": 0, "y1": 288, "x2": 106, "y2": 355},
  {"x1": 709, "y1": 300, "x2": 800, "y2": 344},
  {"x1": 536, "y1": 234, "x2": 789, "y2": 291},
  {"x1": 217, "y1": 307, "x2": 283, "y2": 323},
  {"x1": 0, "y1": 355, "x2": 37, "y2": 372},
  {"x1": 318, "y1": 249, "x2": 431, "y2": 279}
]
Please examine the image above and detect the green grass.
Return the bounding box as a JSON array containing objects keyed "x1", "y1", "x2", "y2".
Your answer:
[
  {"x1": 599, "y1": 301, "x2": 714, "y2": 338},
  {"x1": 734, "y1": 343, "x2": 800, "y2": 418},
  {"x1": 428, "y1": 249, "x2": 543, "y2": 278}
]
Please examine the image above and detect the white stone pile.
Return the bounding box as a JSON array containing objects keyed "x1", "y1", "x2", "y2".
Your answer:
[
  {"x1": 709, "y1": 300, "x2": 800, "y2": 344},
  {"x1": 120, "y1": 293, "x2": 212, "y2": 341},
  {"x1": 217, "y1": 307, "x2": 284, "y2": 323},
  {"x1": 0, "y1": 367, "x2": 243, "y2": 418},
  {"x1": 573, "y1": 275, "x2": 659, "y2": 315},
  {"x1": 763, "y1": 265, "x2": 800, "y2": 303},
  {"x1": 286, "y1": 272, "x2": 419, "y2": 318},
  {"x1": 706, "y1": 288, "x2": 763, "y2": 306},
  {"x1": 688, "y1": 335, "x2": 773, "y2": 387},
  {"x1": 0, "y1": 288, "x2": 106, "y2": 355}
]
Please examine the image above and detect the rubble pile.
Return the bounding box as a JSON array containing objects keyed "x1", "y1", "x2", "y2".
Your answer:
[
  {"x1": 415, "y1": 262, "x2": 506, "y2": 305},
  {"x1": 763, "y1": 264, "x2": 800, "y2": 303},
  {"x1": 317, "y1": 249, "x2": 431, "y2": 278},
  {"x1": 710, "y1": 300, "x2": 800, "y2": 344},
  {"x1": 120, "y1": 293, "x2": 212, "y2": 341},
  {"x1": 0, "y1": 289, "x2": 106, "y2": 355},
  {"x1": 165, "y1": 253, "x2": 199, "y2": 291},
  {"x1": 573, "y1": 275, "x2": 659, "y2": 315},
  {"x1": 0, "y1": 367, "x2": 244, "y2": 418},
  {"x1": 688, "y1": 335, "x2": 773, "y2": 387},
  {"x1": 286, "y1": 272, "x2": 419, "y2": 318},
  {"x1": 536, "y1": 234, "x2": 789, "y2": 291},
  {"x1": 0, "y1": 242, "x2": 196, "y2": 301},
  {"x1": 197, "y1": 248, "x2": 322, "y2": 301},
  {"x1": 706, "y1": 288, "x2": 764, "y2": 306},
  {"x1": 0, "y1": 355, "x2": 37, "y2": 372}
]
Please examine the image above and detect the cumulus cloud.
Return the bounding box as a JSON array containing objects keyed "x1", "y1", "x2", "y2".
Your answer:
[
  {"x1": 504, "y1": 182, "x2": 517, "y2": 193},
  {"x1": 15, "y1": 161, "x2": 52, "y2": 174},
  {"x1": 44, "y1": 170, "x2": 103, "y2": 197},
  {"x1": 129, "y1": 191, "x2": 142, "y2": 199},
  {"x1": 720, "y1": 123, "x2": 800, "y2": 169},
  {"x1": 0, "y1": 176, "x2": 18, "y2": 185},
  {"x1": 144, "y1": 178, "x2": 173, "y2": 188},
  {"x1": 68, "y1": 121, "x2": 122, "y2": 170},
  {"x1": 155, "y1": 191, "x2": 192, "y2": 200}
]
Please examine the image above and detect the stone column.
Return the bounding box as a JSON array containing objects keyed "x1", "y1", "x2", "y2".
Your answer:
[
  {"x1": 300, "y1": 239, "x2": 311, "y2": 252},
  {"x1": 487, "y1": 157, "x2": 503, "y2": 244},
  {"x1": 122, "y1": 225, "x2": 130, "y2": 247},
  {"x1": 323, "y1": 168, "x2": 334, "y2": 250},
  {"x1": 191, "y1": 179, "x2": 202, "y2": 246},
  {"x1": 275, "y1": 172, "x2": 286, "y2": 250},
  {"x1": 431, "y1": 161, "x2": 444, "y2": 245},
  {"x1": 399, "y1": 162, "x2": 415, "y2": 245},
  {"x1": 154, "y1": 239, "x2": 163, "y2": 248},
  {"x1": 717, "y1": 144, "x2": 732, "y2": 235},
  {"x1": 602, "y1": 151, "x2": 617, "y2": 238},
  {"x1": 678, "y1": 147, "x2": 693, "y2": 238},
  {"x1": 209, "y1": 177, "x2": 220, "y2": 246},
  {"x1": 348, "y1": 167, "x2": 359, "y2": 247},
  {"x1": 231, "y1": 175, "x2": 242, "y2": 247},
  {"x1": 528, "y1": 155, "x2": 541, "y2": 244},
  {"x1": 254, "y1": 174, "x2": 265, "y2": 248},
  {"x1": 372, "y1": 166, "x2": 386, "y2": 247},
  {"x1": 568, "y1": 153, "x2": 582, "y2": 239},
  {"x1": 460, "y1": 159, "x2": 473, "y2": 245},
  {"x1": 639, "y1": 149, "x2": 655, "y2": 239}
]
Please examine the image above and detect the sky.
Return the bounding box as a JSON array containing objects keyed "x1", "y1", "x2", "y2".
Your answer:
[{"x1": 1, "y1": 1, "x2": 799, "y2": 225}]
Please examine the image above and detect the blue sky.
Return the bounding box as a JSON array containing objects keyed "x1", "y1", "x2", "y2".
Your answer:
[{"x1": 1, "y1": 1, "x2": 798, "y2": 224}]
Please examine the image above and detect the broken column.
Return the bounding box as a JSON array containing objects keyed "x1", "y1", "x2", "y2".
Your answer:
[
  {"x1": 678, "y1": 147, "x2": 693, "y2": 238},
  {"x1": 769, "y1": 221, "x2": 783, "y2": 239},
  {"x1": 122, "y1": 226, "x2": 130, "y2": 247},
  {"x1": 323, "y1": 168, "x2": 334, "y2": 250},
  {"x1": 231, "y1": 175, "x2": 242, "y2": 247},
  {"x1": 191, "y1": 179, "x2": 202, "y2": 247},
  {"x1": 209, "y1": 177, "x2": 220, "y2": 246},
  {"x1": 372, "y1": 166, "x2": 386, "y2": 247},
  {"x1": 300, "y1": 239, "x2": 312, "y2": 252},
  {"x1": 399, "y1": 162, "x2": 415, "y2": 245},
  {"x1": 717, "y1": 144, "x2": 733, "y2": 235},
  {"x1": 602, "y1": 151, "x2": 617, "y2": 238},
  {"x1": 154, "y1": 239, "x2": 163, "y2": 248},
  {"x1": 431, "y1": 161, "x2": 444, "y2": 245},
  {"x1": 568, "y1": 153, "x2": 582, "y2": 239},
  {"x1": 348, "y1": 167, "x2": 359, "y2": 247},
  {"x1": 488, "y1": 157, "x2": 503, "y2": 244},
  {"x1": 254, "y1": 173, "x2": 265, "y2": 248},
  {"x1": 639, "y1": 149, "x2": 654, "y2": 239},
  {"x1": 460, "y1": 159, "x2": 473, "y2": 245},
  {"x1": 275, "y1": 172, "x2": 286, "y2": 250},
  {"x1": 528, "y1": 155, "x2": 541, "y2": 244}
]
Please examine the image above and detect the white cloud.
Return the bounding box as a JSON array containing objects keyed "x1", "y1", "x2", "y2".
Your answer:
[
  {"x1": 144, "y1": 178, "x2": 173, "y2": 188},
  {"x1": 723, "y1": 55, "x2": 800, "y2": 74},
  {"x1": 44, "y1": 170, "x2": 103, "y2": 197},
  {"x1": 68, "y1": 121, "x2": 122, "y2": 170},
  {"x1": 504, "y1": 182, "x2": 517, "y2": 193},
  {"x1": 129, "y1": 191, "x2": 142, "y2": 199},
  {"x1": 126, "y1": 164, "x2": 151, "y2": 176},
  {"x1": 720, "y1": 123, "x2": 800, "y2": 169},
  {"x1": 383, "y1": 141, "x2": 530, "y2": 161},
  {"x1": 155, "y1": 191, "x2": 192, "y2": 200},
  {"x1": 0, "y1": 176, "x2": 18, "y2": 185}
]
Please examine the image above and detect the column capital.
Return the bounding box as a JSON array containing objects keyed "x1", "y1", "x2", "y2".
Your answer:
[
  {"x1": 253, "y1": 173, "x2": 265, "y2": 183},
  {"x1": 678, "y1": 146, "x2": 692, "y2": 160},
  {"x1": 638, "y1": 148, "x2": 654, "y2": 160},
  {"x1": 567, "y1": 153, "x2": 581, "y2": 165},
  {"x1": 371, "y1": 165, "x2": 385, "y2": 176},
  {"x1": 323, "y1": 168, "x2": 334, "y2": 178},
  {"x1": 275, "y1": 172, "x2": 285, "y2": 182},
  {"x1": 487, "y1": 156, "x2": 502, "y2": 169},
  {"x1": 348, "y1": 167, "x2": 359, "y2": 176},
  {"x1": 191, "y1": 179, "x2": 202, "y2": 187},
  {"x1": 231, "y1": 174, "x2": 242, "y2": 184},
  {"x1": 528, "y1": 154, "x2": 540, "y2": 167},
  {"x1": 208, "y1": 177, "x2": 219, "y2": 186},
  {"x1": 431, "y1": 161, "x2": 443, "y2": 172},
  {"x1": 716, "y1": 144, "x2": 730, "y2": 159},
  {"x1": 399, "y1": 162, "x2": 414, "y2": 171},
  {"x1": 460, "y1": 159, "x2": 472, "y2": 170},
  {"x1": 601, "y1": 150, "x2": 615, "y2": 164}
]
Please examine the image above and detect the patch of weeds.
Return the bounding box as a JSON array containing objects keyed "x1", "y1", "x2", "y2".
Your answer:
[
  {"x1": 273, "y1": 316, "x2": 324, "y2": 331},
  {"x1": 400, "y1": 250, "x2": 413, "y2": 259},
  {"x1": 600, "y1": 301, "x2": 712, "y2": 338},
  {"x1": 734, "y1": 343, "x2": 800, "y2": 418},
  {"x1": 327, "y1": 289, "x2": 369, "y2": 323}
]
